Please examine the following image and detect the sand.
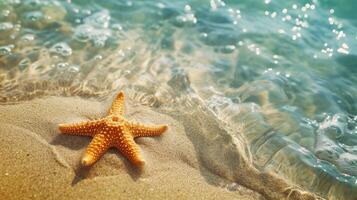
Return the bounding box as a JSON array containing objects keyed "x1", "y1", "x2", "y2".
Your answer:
[{"x1": 0, "y1": 96, "x2": 262, "y2": 200}]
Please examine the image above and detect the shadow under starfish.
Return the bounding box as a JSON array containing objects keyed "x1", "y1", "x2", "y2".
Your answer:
[{"x1": 70, "y1": 152, "x2": 143, "y2": 186}]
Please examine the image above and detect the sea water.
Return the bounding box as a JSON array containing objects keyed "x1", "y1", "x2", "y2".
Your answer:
[{"x1": 0, "y1": 0, "x2": 356, "y2": 199}]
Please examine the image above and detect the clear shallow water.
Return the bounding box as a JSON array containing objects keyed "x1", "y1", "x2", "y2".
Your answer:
[{"x1": 0, "y1": 0, "x2": 357, "y2": 199}]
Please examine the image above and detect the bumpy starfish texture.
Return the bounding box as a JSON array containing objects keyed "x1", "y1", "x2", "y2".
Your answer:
[{"x1": 58, "y1": 91, "x2": 168, "y2": 166}]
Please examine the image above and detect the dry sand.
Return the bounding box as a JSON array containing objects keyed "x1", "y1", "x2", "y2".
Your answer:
[{"x1": 0, "y1": 96, "x2": 262, "y2": 200}]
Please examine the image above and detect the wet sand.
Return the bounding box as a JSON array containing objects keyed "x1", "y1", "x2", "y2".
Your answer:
[{"x1": 0, "y1": 96, "x2": 261, "y2": 200}]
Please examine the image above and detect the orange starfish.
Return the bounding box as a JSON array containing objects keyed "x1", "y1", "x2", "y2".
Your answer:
[{"x1": 58, "y1": 91, "x2": 168, "y2": 166}]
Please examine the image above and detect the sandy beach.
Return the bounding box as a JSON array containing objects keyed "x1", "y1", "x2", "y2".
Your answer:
[{"x1": 0, "y1": 95, "x2": 262, "y2": 200}]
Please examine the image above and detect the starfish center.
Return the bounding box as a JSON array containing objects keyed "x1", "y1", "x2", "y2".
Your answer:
[{"x1": 112, "y1": 116, "x2": 120, "y2": 122}]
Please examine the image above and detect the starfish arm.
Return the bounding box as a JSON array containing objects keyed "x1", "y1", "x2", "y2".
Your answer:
[
  {"x1": 58, "y1": 119, "x2": 104, "y2": 136},
  {"x1": 115, "y1": 127, "x2": 145, "y2": 166},
  {"x1": 81, "y1": 132, "x2": 112, "y2": 166},
  {"x1": 126, "y1": 121, "x2": 168, "y2": 138},
  {"x1": 108, "y1": 91, "x2": 125, "y2": 116}
]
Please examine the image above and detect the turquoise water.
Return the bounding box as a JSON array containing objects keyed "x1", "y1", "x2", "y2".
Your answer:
[{"x1": 0, "y1": 0, "x2": 357, "y2": 199}]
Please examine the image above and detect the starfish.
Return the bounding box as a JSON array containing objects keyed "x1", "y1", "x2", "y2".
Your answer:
[{"x1": 58, "y1": 91, "x2": 168, "y2": 166}]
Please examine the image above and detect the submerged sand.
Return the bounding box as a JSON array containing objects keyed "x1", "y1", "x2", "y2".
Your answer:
[{"x1": 0, "y1": 96, "x2": 261, "y2": 200}]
